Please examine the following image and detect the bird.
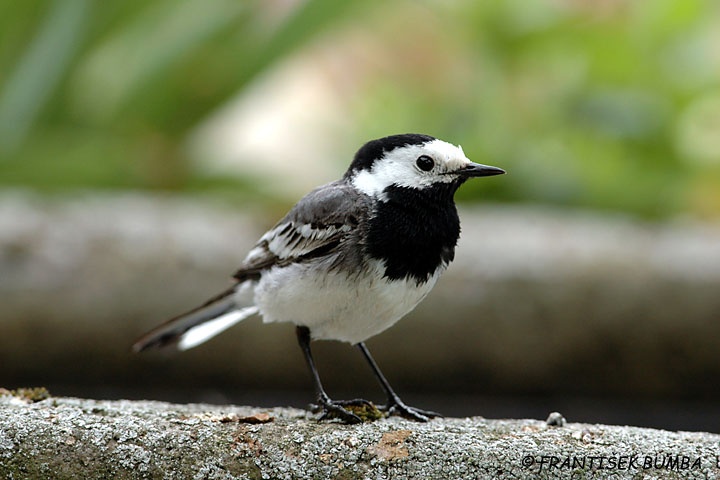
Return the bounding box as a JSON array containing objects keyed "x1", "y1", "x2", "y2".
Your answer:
[{"x1": 132, "y1": 133, "x2": 505, "y2": 424}]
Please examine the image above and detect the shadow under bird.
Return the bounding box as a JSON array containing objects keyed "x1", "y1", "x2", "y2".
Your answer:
[{"x1": 133, "y1": 133, "x2": 505, "y2": 424}]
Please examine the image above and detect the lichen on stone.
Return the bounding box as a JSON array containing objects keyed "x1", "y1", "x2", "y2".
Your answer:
[{"x1": 3, "y1": 387, "x2": 51, "y2": 403}]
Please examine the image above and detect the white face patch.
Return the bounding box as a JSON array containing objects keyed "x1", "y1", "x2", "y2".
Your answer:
[{"x1": 351, "y1": 139, "x2": 473, "y2": 198}]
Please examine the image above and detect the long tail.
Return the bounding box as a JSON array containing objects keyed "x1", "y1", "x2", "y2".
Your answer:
[{"x1": 132, "y1": 285, "x2": 258, "y2": 352}]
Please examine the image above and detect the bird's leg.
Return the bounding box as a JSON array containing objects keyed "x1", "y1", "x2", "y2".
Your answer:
[
  {"x1": 295, "y1": 326, "x2": 374, "y2": 424},
  {"x1": 356, "y1": 342, "x2": 442, "y2": 422}
]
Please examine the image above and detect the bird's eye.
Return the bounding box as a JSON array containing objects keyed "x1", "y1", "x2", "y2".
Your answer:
[{"x1": 416, "y1": 155, "x2": 434, "y2": 172}]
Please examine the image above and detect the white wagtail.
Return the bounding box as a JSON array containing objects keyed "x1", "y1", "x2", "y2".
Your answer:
[{"x1": 133, "y1": 133, "x2": 505, "y2": 423}]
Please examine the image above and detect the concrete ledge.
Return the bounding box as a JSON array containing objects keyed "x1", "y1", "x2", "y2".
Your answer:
[
  {"x1": 4, "y1": 191, "x2": 720, "y2": 401},
  {"x1": 1, "y1": 395, "x2": 718, "y2": 479}
]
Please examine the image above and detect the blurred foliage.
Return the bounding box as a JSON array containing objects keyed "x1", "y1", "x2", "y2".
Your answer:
[{"x1": 1, "y1": 0, "x2": 719, "y2": 219}]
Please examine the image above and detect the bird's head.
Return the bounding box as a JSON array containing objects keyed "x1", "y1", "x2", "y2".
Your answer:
[{"x1": 346, "y1": 134, "x2": 505, "y2": 199}]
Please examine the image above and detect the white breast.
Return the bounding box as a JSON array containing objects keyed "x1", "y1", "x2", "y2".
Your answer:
[{"x1": 252, "y1": 260, "x2": 442, "y2": 344}]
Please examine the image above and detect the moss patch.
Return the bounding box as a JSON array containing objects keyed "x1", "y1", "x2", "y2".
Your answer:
[
  {"x1": 344, "y1": 402, "x2": 384, "y2": 423},
  {"x1": 3, "y1": 387, "x2": 51, "y2": 402}
]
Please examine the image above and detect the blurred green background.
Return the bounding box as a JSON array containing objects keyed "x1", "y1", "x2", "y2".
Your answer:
[
  {"x1": 3, "y1": 0, "x2": 720, "y2": 432},
  {"x1": 2, "y1": 0, "x2": 719, "y2": 218}
]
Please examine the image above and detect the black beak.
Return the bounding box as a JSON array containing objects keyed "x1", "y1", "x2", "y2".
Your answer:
[{"x1": 459, "y1": 162, "x2": 506, "y2": 178}]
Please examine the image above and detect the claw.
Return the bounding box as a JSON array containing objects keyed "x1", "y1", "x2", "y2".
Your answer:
[
  {"x1": 382, "y1": 397, "x2": 442, "y2": 422},
  {"x1": 316, "y1": 403, "x2": 363, "y2": 424},
  {"x1": 312, "y1": 397, "x2": 381, "y2": 424}
]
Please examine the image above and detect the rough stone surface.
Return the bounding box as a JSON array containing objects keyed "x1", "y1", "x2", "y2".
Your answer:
[{"x1": 1, "y1": 394, "x2": 719, "y2": 480}]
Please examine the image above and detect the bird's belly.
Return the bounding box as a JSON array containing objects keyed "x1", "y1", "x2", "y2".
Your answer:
[{"x1": 253, "y1": 260, "x2": 440, "y2": 344}]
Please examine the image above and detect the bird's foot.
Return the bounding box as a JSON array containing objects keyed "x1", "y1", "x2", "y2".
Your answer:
[
  {"x1": 311, "y1": 397, "x2": 382, "y2": 424},
  {"x1": 381, "y1": 396, "x2": 442, "y2": 422}
]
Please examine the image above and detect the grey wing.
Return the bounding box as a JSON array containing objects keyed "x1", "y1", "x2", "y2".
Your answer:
[{"x1": 233, "y1": 181, "x2": 369, "y2": 281}]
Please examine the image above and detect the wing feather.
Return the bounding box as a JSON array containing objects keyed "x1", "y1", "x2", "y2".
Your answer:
[{"x1": 233, "y1": 181, "x2": 370, "y2": 281}]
